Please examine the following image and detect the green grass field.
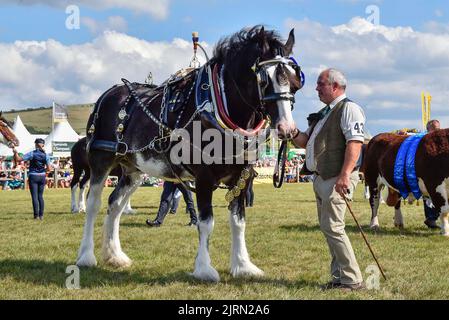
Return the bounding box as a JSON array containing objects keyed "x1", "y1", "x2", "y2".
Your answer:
[
  {"x1": 2, "y1": 104, "x2": 92, "y2": 135},
  {"x1": 0, "y1": 183, "x2": 448, "y2": 300}
]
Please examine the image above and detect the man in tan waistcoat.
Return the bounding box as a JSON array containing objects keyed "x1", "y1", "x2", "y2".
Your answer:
[{"x1": 291, "y1": 68, "x2": 366, "y2": 291}]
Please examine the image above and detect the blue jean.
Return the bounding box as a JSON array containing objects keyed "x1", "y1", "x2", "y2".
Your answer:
[{"x1": 29, "y1": 174, "x2": 46, "y2": 218}]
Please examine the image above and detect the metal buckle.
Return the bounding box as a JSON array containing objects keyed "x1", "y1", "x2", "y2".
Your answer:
[{"x1": 116, "y1": 141, "x2": 128, "y2": 156}]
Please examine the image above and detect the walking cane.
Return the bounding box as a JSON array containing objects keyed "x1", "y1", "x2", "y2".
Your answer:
[{"x1": 343, "y1": 194, "x2": 387, "y2": 281}]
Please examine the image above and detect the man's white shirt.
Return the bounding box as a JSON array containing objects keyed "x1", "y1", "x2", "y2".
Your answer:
[{"x1": 305, "y1": 94, "x2": 366, "y2": 172}]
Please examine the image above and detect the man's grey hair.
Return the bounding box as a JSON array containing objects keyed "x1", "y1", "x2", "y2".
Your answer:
[{"x1": 327, "y1": 68, "x2": 347, "y2": 90}]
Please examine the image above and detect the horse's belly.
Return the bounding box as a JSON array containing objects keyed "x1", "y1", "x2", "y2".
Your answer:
[
  {"x1": 135, "y1": 154, "x2": 170, "y2": 178},
  {"x1": 135, "y1": 154, "x2": 194, "y2": 181}
]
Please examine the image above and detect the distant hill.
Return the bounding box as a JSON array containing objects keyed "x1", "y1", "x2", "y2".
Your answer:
[{"x1": 2, "y1": 104, "x2": 93, "y2": 135}]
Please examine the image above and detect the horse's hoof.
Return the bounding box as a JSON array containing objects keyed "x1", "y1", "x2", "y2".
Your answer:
[
  {"x1": 76, "y1": 252, "x2": 97, "y2": 267},
  {"x1": 370, "y1": 225, "x2": 380, "y2": 232},
  {"x1": 191, "y1": 266, "x2": 220, "y2": 282},
  {"x1": 123, "y1": 209, "x2": 136, "y2": 215},
  {"x1": 103, "y1": 254, "x2": 133, "y2": 268},
  {"x1": 394, "y1": 223, "x2": 404, "y2": 229},
  {"x1": 231, "y1": 262, "x2": 264, "y2": 278}
]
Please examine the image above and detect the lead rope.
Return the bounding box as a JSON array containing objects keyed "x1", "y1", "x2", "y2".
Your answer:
[{"x1": 273, "y1": 140, "x2": 287, "y2": 188}]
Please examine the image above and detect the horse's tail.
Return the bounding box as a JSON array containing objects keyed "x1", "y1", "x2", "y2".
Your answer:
[{"x1": 85, "y1": 85, "x2": 119, "y2": 152}]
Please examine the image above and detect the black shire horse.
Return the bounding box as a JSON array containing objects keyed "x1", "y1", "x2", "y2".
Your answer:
[
  {"x1": 76, "y1": 26, "x2": 303, "y2": 282},
  {"x1": 70, "y1": 137, "x2": 135, "y2": 214}
]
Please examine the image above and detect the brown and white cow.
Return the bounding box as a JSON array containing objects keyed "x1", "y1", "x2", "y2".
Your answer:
[{"x1": 363, "y1": 129, "x2": 449, "y2": 235}]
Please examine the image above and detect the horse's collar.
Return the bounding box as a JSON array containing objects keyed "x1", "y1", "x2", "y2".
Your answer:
[{"x1": 195, "y1": 63, "x2": 268, "y2": 138}]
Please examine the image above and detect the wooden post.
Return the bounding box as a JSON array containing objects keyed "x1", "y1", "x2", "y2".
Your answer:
[
  {"x1": 54, "y1": 168, "x2": 58, "y2": 189},
  {"x1": 296, "y1": 163, "x2": 300, "y2": 183}
]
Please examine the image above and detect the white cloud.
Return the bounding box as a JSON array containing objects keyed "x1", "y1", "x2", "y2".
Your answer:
[
  {"x1": 0, "y1": 31, "x2": 209, "y2": 110},
  {"x1": 0, "y1": 0, "x2": 170, "y2": 20},
  {"x1": 81, "y1": 16, "x2": 128, "y2": 35},
  {"x1": 285, "y1": 17, "x2": 449, "y2": 133}
]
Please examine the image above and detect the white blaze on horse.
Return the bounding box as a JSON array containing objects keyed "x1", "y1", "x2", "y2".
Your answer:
[
  {"x1": 0, "y1": 113, "x2": 19, "y2": 149},
  {"x1": 363, "y1": 130, "x2": 449, "y2": 235},
  {"x1": 70, "y1": 137, "x2": 135, "y2": 214},
  {"x1": 75, "y1": 26, "x2": 304, "y2": 281}
]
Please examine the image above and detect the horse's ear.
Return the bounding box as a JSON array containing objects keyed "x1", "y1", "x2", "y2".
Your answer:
[
  {"x1": 284, "y1": 29, "x2": 295, "y2": 56},
  {"x1": 258, "y1": 26, "x2": 270, "y2": 54}
]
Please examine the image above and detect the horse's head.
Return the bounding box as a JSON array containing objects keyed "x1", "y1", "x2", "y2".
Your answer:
[
  {"x1": 0, "y1": 112, "x2": 19, "y2": 148},
  {"x1": 214, "y1": 26, "x2": 303, "y2": 140}
]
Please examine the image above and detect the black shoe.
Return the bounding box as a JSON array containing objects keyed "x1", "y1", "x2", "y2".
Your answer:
[
  {"x1": 33, "y1": 216, "x2": 38, "y2": 220},
  {"x1": 424, "y1": 219, "x2": 439, "y2": 229},
  {"x1": 146, "y1": 219, "x2": 162, "y2": 227}
]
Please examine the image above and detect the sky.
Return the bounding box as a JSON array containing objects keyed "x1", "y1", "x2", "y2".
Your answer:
[{"x1": 0, "y1": 0, "x2": 448, "y2": 134}]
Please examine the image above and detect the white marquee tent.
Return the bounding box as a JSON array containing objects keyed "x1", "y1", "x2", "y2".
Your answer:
[{"x1": 45, "y1": 121, "x2": 80, "y2": 157}]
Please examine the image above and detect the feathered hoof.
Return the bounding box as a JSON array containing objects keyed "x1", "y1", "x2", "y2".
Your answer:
[
  {"x1": 103, "y1": 252, "x2": 133, "y2": 268},
  {"x1": 76, "y1": 251, "x2": 97, "y2": 267},
  {"x1": 370, "y1": 224, "x2": 380, "y2": 232},
  {"x1": 123, "y1": 209, "x2": 136, "y2": 215},
  {"x1": 191, "y1": 266, "x2": 220, "y2": 282},
  {"x1": 231, "y1": 262, "x2": 264, "y2": 278}
]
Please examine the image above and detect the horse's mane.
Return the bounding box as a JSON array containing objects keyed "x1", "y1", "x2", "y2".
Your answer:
[{"x1": 213, "y1": 25, "x2": 284, "y2": 66}]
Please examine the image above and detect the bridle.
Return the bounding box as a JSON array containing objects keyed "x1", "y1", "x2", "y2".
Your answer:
[
  {"x1": 252, "y1": 55, "x2": 304, "y2": 116},
  {"x1": 251, "y1": 55, "x2": 305, "y2": 189}
]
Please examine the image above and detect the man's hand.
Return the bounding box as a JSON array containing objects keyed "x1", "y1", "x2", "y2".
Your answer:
[
  {"x1": 290, "y1": 128, "x2": 309, "y2": 149},
  {"x1": 335, "y1": 173, "x2": 351, "y2": 198}
]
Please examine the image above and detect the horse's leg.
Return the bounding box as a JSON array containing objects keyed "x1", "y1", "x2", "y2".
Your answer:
[
  {"x1": 76, "y1": 158, "x2": 111, "y2": 267},
  {"x1": 192, "y1": 179, "x2": 219, "y2": 282},
  {"x1": 364, "y1": 184, "x2": 370, "y2": 200},
  {"x1": 393, "y1": 199, "x2": 404, "y2": 229},
  {"x1": 102, "y1": 171, "x2": 142, "y2": 267},
  {"x1": 123, "y1": 198, "x2": 136, "y2": 215},
  {"x1": 70, "y1": 169, "x2": 82, "y2": 213},
  {"x1": 229, "y1": 194, "x2": 264, "y2": 278},
  {"x1": 369, "y1": 184, "x2": 382, "y2": 231},
  {"x1": 78, "y1": 171, "x2": 90, "y2": 213}
]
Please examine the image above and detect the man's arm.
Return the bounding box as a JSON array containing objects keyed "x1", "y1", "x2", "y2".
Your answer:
[
  {"x1": 334, "y1": 141, "x2": 363, "y2": 196},
  {"x1": 291, "y1": 128, "x2": 309, "y2": 148}
]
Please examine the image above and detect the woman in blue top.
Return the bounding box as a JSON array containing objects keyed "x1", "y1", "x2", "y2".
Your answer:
[{"x1": 13, "y1": 138, "x2": 51, "y2": 220}]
